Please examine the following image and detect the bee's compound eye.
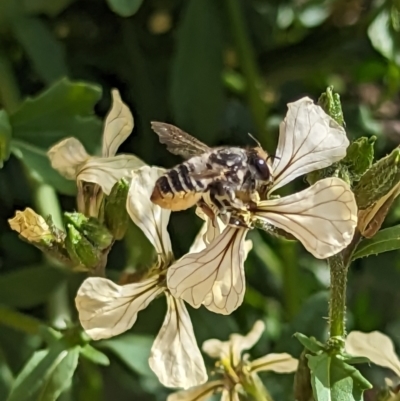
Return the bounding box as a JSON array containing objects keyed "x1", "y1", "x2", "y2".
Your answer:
[{"x1": 255, "y1": 158, "x2": 270, "y2": 180}]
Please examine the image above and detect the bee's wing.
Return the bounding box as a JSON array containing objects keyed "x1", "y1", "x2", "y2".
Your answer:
[{"x1": 151, "y1": 122, "x2": 211, "y2": 159}]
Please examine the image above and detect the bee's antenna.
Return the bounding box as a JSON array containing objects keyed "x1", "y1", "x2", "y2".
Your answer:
[
  {"x1": 248, "y1": 133, "x2": 262, "y2": 148},
  {"x1": 267, "y1": 155, "x2": 281, "y2": 161}
]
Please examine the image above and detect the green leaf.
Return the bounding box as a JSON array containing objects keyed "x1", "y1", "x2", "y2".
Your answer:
[
  {"x1": 11, "y1": 140, "x2": 77, "y2": 195},
  {"x1": 99, "y1": 334, "x2": 154, "y2": 377},
  {"x1": 0, "y1": 110, "x2": 12, "y2": 167},
  {"x1": 7, "y1": 340, "x2": 80, "y2": 401},
  {"x1": 0, "y1": 264, "x2": 67, "y2": 309},
  {"x1": 171, "y1": 0, "x2": 225, "y2": 143},
  {"x1": 23, "y1": 0, "x2": 74, "y2": 17},
  {"x1": 106, "y1": 0, "x2": 143, "y2": 17},
  {"x1": 80, "y1": 345, "x2": 110, "y2": 366},
  {"x1": 307, "y1": 353, "x2": 372, "y2": 401},
  {"x1": 12, "y1": 17, "x2": 68, "y2": 84},
  {"x1": 0, "y1": 348, "x2": 13, "y2": 401},
  {"x1": 352, "y1": 225, "x2": 400, "y2": 260},
  {"x1": 294, "y1": 333, "x2": 325, "y2": 353},
  {"x1": 368, "y1": 8, "x2": 400, "y2": 66},
  {"x1": 10, "y1": 78, "x2": 102, "y2": 151}
]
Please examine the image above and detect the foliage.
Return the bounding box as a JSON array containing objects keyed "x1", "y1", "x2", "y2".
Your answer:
[{"x1": 1, "y1": 0, "x2": 400, "y2": 401}]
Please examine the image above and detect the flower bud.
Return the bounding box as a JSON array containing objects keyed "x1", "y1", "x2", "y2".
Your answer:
[
  {"x1": 8, "y1": 208, "x2": 54, "y2": 244},
  {"x1": 104, "y1": 178, "x2": 130, "y2": 240},
  {"x1": 64, "y1": 212, "x2": 113, "y2": 250},
  {"x1": 318, "y1": 86, "x2": 345, "y2": 127},
  {"x1": 65, "y1": 224, "x2": 102, "y2": 269},
  {"x1": 355, "y1": 147, "x2": 400, "y2": 237}
]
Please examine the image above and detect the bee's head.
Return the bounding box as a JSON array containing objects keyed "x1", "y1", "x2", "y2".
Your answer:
[{"x1": 248, "y1": 147, "x2": 272, "y2": 182}]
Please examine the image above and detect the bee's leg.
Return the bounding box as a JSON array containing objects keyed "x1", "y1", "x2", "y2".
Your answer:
[{"x1": 213, "y1": 181, "x2": 245, "y2": 211}]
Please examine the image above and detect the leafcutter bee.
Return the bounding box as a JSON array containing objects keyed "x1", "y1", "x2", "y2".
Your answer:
[{"x1": 150, "y1": 122, "x2": 273, "y2": 224}]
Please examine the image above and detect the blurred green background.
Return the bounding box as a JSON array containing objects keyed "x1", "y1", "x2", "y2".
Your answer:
[{"x1": 0, "y1": 0, "x2": 400, "y2": 400}]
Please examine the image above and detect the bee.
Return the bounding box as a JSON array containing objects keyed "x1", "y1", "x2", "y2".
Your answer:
[{"x1": 150, "y1": 122, "x2": 273, "y2": 224}]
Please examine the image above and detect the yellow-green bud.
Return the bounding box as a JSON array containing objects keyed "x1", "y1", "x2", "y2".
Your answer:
[
  {"x1": 65, "y1": 224, "x2": 102, "y2": 269},
  {"x1": 64, "y1": 212, "x2": 113, "y2": 250},
  {"x1": 354, "y1": 148, "x2": 400, "y2": 210},
  {"x1": 104, "y1": 179, "x2": 130, "y2": 240},
  {"x1": 318, "y1": 86, "x2": 345, "y2": 127}
]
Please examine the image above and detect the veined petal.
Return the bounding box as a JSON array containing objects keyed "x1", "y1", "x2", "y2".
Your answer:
[
  {"x1": 345, "y1": 331, "x2": 400, "y2": 377},
  {"x1": 250, "y1": 353, "x2": 298, "y2": 373},
  {"x1": 203, "y1": 321, "x2": 265, "y2": 366},
  {"x1": 75, "y1": 276, "x2": 163, "y2": 340},
  {"x1": 255, "y1": 178, "x2": 357, "y2": 259},
  {"x1": 102, "y1": 89, "x2": 134, "y2": 158},
  {"x1": 271, "y1": 97, "x2": 348, "y2": 192},
  {"x1": 167, "y1": 381, "x2": 224, "y2": 401},
  {"x1": 167, "y1": 227, "x2": 248, "y2": 315},
  {"x1": 77, "y1": 154, "x2": 144, "y2": 195},
  {"x1": 127, "y1": 166, "x2": 173, "y2": 259},
  {"x1": 189, "y1": 212, "x2": 226, "y2": 254},
  {"x1": 47, "y1": 137, "x2": 89, "y2": 180},
  {"x1": 149, "y1": 293, "x2": 207, "y2": 389}
]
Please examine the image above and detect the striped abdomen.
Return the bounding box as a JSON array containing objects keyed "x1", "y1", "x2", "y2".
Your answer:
[{"x1": 151, "y1": 162, "x2": 206, "y2": 211}]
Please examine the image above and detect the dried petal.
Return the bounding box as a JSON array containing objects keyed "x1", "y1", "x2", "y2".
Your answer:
[
  {"x1": 102, "y1": 89, "x2": 134, "y2": 158},
  {"x1": 75, "y1": 276, "x2": 163, "y2": 340},
  {"x1": 126, "y1": 166, "x2": 173, "y2": 260},
  {"x1": 271, "y1": 97, "x2": 348, "y2": 192},
  {"x1": 254, "y1": 178, "x2": 357, "y2": 259},
  {"x1": 202, "y1": 321, "x2": 265, "y2": 367},
  {"x1": 167, "y1": 381, "x2": 224, "y2": 401},
  {"x1": 250, "y1": 353, "x2": 299, "y2": 373},
  {"x1": 167, "y1": 227, "x2": 248, "y2": 315},
  {"x1": 77, "y1": 154, "x2": 144, "y2": 195},
  {"x1": 149, "y1": 293, "x2": 207, "y2": 389},
  {"x1": 47, "y1": 137, "x2": 89, "y2": 180},
  {"x1": 345, "y1": 331, "x2": 400, "y2": 377},
  {"x1": 8, "y1": 208, "x2": 52, "y2": 243}
]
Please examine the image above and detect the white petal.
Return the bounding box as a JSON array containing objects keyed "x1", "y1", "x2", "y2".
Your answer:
[
  {"x1": 77, "y1": 154, "x2": 145, "y2": 195},
  {"x1": 167, "y1": 227, "x2": 248, "y2": 315},
  {"x1": 75, "y1": 276, "x2": 163, "y2": 340},
  {"x1": 167, "y1": 381, "x2": 224, "y2": 401},
  {"x1": 127, "y1": 166, "x2": 173, "y2": 259},
  {"x1": 149, "y1": 293, "x2": 208, "y2": 389},
  {"x1": 202, "y1": 323, "x2": 265, "y2": 366},
  {"x1": 189, "y1": 216, "x2": 226, "y2": 254},
  {"x1": 255, "y1": 177, "x2": 357, "y2": 259},
  {"x1": 271, "y1": 97, "x2": 348, "y2": 192},
  {"x1": 345, "y1": 331, "x2": 400, "y2": 377},
  {"x1": 250, "y1": 353, "x2": 299, "y2": 373},
  {"x1": 102, "y1": 89, "x2": 134, "y2": 157},
  {"x1": 47, "y1": 137, "x2": 89, "y2": 180},
  {"x1": 221, "y1": 389, "x2": 239, "y2": 401}
]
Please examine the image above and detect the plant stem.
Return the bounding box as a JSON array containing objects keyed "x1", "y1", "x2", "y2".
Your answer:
[
  {"x1": 328, "y1": 254, "x2": 348, "y2": 339},
  {"x1": 0, "y1": 305, "x2": 42, "y2": 335},
  {"x1": 34, "y1": 183, "x2": 72, "y2": 329},
  {"x1": 280, "y1": 241, "x2": 300, "y2": 320},
  {"x1": 225, "y1": 0, "x2": 272, "y2": 150}
]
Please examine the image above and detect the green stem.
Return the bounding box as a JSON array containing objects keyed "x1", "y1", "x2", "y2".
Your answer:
[
  {"x1": 225, "y1": 0, "x2": 271, "y2": 150},
  {"x1": 33, "y1": 183, "x2": 72, "y2": 329},
  {"x1": 0, "y1": 49, "x2": 20, "y2": 113},
  {"x1": 280, "y1": 241, "x2": 300, "y2": 320},
  {"x1": 242, "y1": 373, "x2": 273, "y2": 401},
  {"x1": 328, "y1": 254, "x2": 348, "y2": 339},
  {"x1": 0, "y1": 305, "x2": 42, "y2": 335}
]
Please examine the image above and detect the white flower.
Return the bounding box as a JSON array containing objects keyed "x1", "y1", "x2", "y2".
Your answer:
[
  {"x1": 167, "y1": 97, "x2": 357, "y2": 314},
  {"x1": 345, "y1": 331, "x2": 400, "y2": 377},
  {"x1": 75, "y1": 166, "x2": 207, "y2": 389},
  {"x1": 168, "y1": 320, "x2": 298, "y2": 401},
  {"x1": 47, "y1": 89, "x2": 144, "y2": 214}
]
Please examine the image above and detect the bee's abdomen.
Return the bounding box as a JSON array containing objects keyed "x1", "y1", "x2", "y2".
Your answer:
[{"x1": 150, "y1": 162, "x2": 201, "y2": 211}]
